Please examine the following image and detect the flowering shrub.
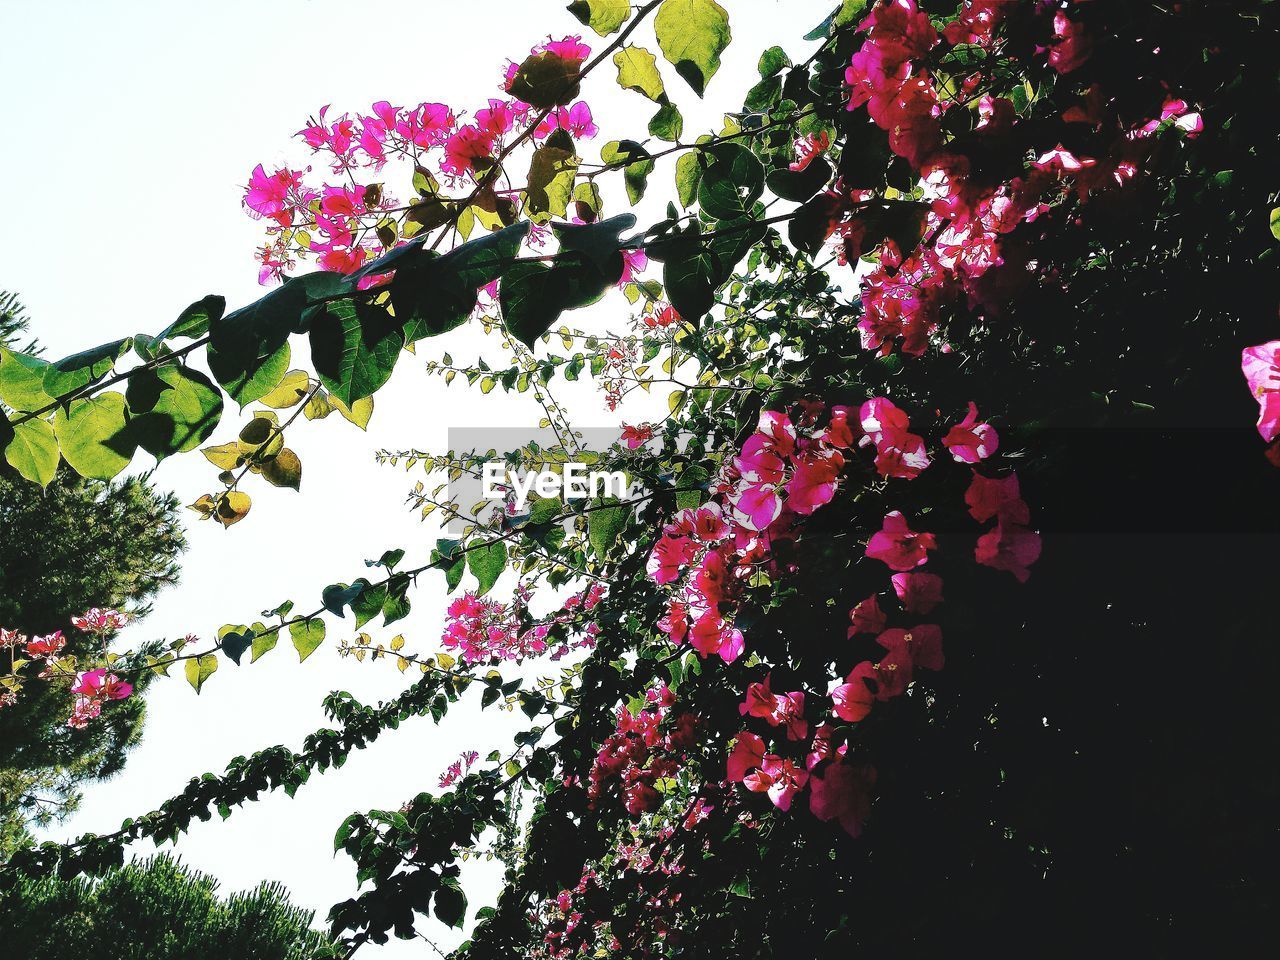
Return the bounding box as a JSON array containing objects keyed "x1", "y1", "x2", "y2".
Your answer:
[{"x1": 2, "y1": 1, "x2": 1277, "y2": 957}]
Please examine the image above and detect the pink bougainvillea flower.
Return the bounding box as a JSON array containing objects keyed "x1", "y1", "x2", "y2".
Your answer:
[
  {"x1": 538, "y1": 35, "x2": 591, "y2": 66},
  {"x1": 740, "y1": 676, "x2": 808, "y2": 740},
  {"x1": 1242, "y1": 341, "x2": 1280, "y2": 443},
  {"x1": 859, "y1": 397, "x2": 930, "y2": 478},
  {"x1": 805, "y1": 723, "x2": 847, "y2": 770},
  {"x1": 877, "y1": 624, "x2": 944, "y2": 672},
  {"x1": 25, "y1": 631, "x2": 65, "y2": 659},
  {"x1": 745, "y1": 755, "x2": 809, "y2": 811},
  {"x1": 866, "y1": 511, "x2": 936, "y2": 571},
  {"x1": 736, "y1": 433, "x2": 787, "y2": 484},
  {"x1": 824, "y1": 405, "x2": 856, "y2": 448},
  {"x1": 397, "y1": 101, "x2": 455, "y2": 147},
  {"x1": 473, "y1": 99, "x2": 519, "y2": 140},
  {"x1": 442, "y1": 125, "x2": 494, "y2": 178},
  {"x1": 891, "y1": 572, "x2": 943, "y2": 614},
  {"x1": 785, "y1": 449, "x2": 843, "y2": 514},
  {"x1": 1048, "y1": 10, "x2": 1092, "y2": 74},
  {"x1": 975, "y1": 516, "x2": 1042, "y2": 582},
  {"x1": 691, "y1": 503, "x2": 730, "y2": 542},
  {"x1": 688, "y1": 611, "x2": 744, "y2": 664},
  {"x1": 848, "y1": 594, "x2": 887, "y2": 637},
  {"x1": 618, "y1": 247, "x2": 647, "y2": 285},
  {"x1": 831, "y1": 669, "x2": 874, "y2": 723},
  {"x1": 645, "y1": 535, "x2": 698, "y2": 585},
  {"x1": 964, "y1": 471, "x2": 1028, "y2": 523},
  {"x1": 727, "y1": 731, "x2": 766, "y2": 782},
  {"x1": 740, "y1": 675, "x2": 779, "y2": 719},
  {"x1": 243, "y1": 164, "x2": 309, "y2": 227},
  {"x1": 809, "y1": 760, "x2": 877, "y2": 837},
  {"x1": 644, "y1": 303, "x2": 681, "y2": 328},
  {"x1": 1137, "y1": 97, "x2": 1204, "y2": 139},
  {"x1": 790, "y1": 131, "x2": 830, "y2": 172},
  {"x1": 70, "y1": 668, "x2": 132, "y2": 701},
  {"x1": 729, "y1": 481, "x2": 783, "y2": 531},
  {"x1": 620, "y1": 423, "x2": 653, "y2": 448},
  {"x1": 535, "y1": 101, "x2": 599, "y2": 140},
  {"x1": 71, "y1": 608, "x2": 130, "y2": 634},
  {"x1": 942, "y1": 402, "x2": 999, "y2": 462}
]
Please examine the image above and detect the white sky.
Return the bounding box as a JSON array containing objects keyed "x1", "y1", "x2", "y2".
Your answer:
[{"x1": 1, "y1": 0, "x2": 832, "y2": 952}]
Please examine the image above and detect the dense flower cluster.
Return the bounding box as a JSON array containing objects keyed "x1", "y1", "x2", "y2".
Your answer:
[
  {"x1": 642, "y1": 396, "x2": 1039, "y2": 836},
  {"x1": 832, "y1": 0, "x2": 1205, "y2": 358},
  {"x1": 441, "y1": 582, "x2": 605, "y2": 663},
  {"x1": 586, "y1": 684, "x2": 698, "y2": 817},
  {"x1": 0, "y1": 609, "x2": 134, "y2": 726},
  {"x1": 244, "y1": 35, "x2": 602, "y2": 285}
]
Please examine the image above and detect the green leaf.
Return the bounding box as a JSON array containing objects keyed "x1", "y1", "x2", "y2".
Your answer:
[
  {"x1": 613, "y1": 45, "x2": 665, "y2": 102},
  {"x1": 258, "y1": 369, "x2": 312, "y2": 409},
  {"x1": 351, "y1": 582, "x2": 389, "y2": 629},
  {"x1": 675, "y1": 153, "x2": 702, "y2": 208},
  {"x1": 525, "y1": 145, "x2": 580, "y2": 224},
  {"x1": 697, "y1": 142, "x2": 764, "y2": 220},
  {"x1": 208, "y1": 273, "x2": 344, "y2": 405},
  {"x1": 125, "y1": 364, "x2": 223, "y2": 460},
  {"x1": 568, "y1": 0, "x2": 629, "y2": 36},
  {"x1": 4, "y1": 418, "x2": 59, "y2": 487},
  {"x1": 766, "y1": 156, "x2": 833, "y2": 203},
  {"x1": 433, "y1": 879, "x2": 467, "y2": 929},
  {"x1": 392, "y1": 223, "x2": 530, "y2": 343},
  {"x1": 500, "y1": 259, "x2": 618, "y2": 347},
  {"x1": 601, "y1": 140, "x2": 656, "y2": 206},
  {"x1": 309, "y1": 299, "x2": 404, "y2": 407},
  {"x1": 468, "y1": 540, "x2": 507, "y2": 596},
  {"x1": 508, "y1": 51, "x2": 580, "y2": 109},
  {"x1": 322, "y1": 582, "x2": 365, "y2": 617},
  {"x1": 0, "y1": 347, "x2": 55, "y2": 412},
  {"x1": 588, "y1": 499, "x2": 629, "y2": 559},
  {"x1": 758, "y1": 45, "x2": 791, "y2": 78},
  {"x1": 648, "y1": 102, "x2": 684, "y2": 141},
  {"x1": 156, "y1": 294, "x2": 225, "y2": 343},
  {"x1": 655, "y1": 0, "x2": 731, "y2": 97},
  {"x1": 43, "y1": 338, "x2": 130, "y2": 400},
  {"x1": 185, "y1": 654, "x2": 218, "y2": 693},
  {"x1": 675, "y1": 464, "x2": 710, "y2": 510},
  {"x1": 52, "y1": 392, "x2": 135, "y2": 481},
  {"x1": 261, "y1": 447, "x2": 302, "y2": 490},
  {"x1": 218, "y1": 624, "x2": 254, "y2": 666},
  {"x1": 250, "y1": 627, "x2": 279, "y2": 663},
  {"x1": 1271, "y1": 207, "x2": 1280, "y2": 241},
  {"x1": 662, "y1": 220, "x2": 765, "y2": 321},
  {"x1": 290, "y1": 619, "x2": 326, "y2": 662},
  {"x1": 553, "y1": 214, "x2": 637, "y2": 274},
  {"x1": 207, "y1": 339, "x2": 291, "y2": 409}
]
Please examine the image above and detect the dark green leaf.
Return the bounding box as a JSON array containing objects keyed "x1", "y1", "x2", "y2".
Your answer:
[
  {"x1": 126, "y1": 364, "x2": 223, "y2": 459},
  {"x1": 308, "y1": 299, "x2": 404, "y2": 406}
]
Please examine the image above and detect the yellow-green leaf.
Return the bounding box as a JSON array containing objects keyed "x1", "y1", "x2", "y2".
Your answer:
[
  {"x1": 655, "y1": 0, "x2": 731, "y2": 97},
  {"x1": 53, "y1": 392, "x2": 134, "y2": 481},
  {"x1": 258, "y1": 369, "x2": 312, "y2": 408},
  {"x1": 185, "y1": 654, "x2": 218, "y2": 693},
  {"x1": 613, "y1": 45, "x2": 665, "y2": 102},
  {"x1": 290, "y1": 619, "x2": 326, "y2": 662},
  {"x1": 4, "y1": 418, "x2": 59, "y2": 487},
  {"x1": 568, "y1": 0, "x2": 629, "y2": 36}
]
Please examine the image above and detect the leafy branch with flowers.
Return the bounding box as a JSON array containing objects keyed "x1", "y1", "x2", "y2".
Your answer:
[{"x1": 2, "y1": 0, "x2": 1279, "y2": 956}]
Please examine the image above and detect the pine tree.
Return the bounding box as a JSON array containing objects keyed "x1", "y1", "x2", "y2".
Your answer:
[
  {"x1": 0, "y1": 853, "x2": 333, "y2": 959},
  {"x1": 1, "y1": 293, "x2": 187, "y2": 856}
]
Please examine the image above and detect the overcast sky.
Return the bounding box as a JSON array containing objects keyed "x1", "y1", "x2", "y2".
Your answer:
[{"x1": 0, "y1": 0, "x2": 833, "y2": 952}]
